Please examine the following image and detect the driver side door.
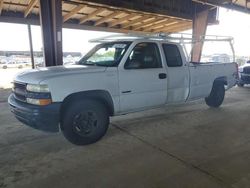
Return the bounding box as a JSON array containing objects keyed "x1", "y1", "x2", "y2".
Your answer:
[{"x1": 118, "y1": 42, "x2": 168, "y2": 113}]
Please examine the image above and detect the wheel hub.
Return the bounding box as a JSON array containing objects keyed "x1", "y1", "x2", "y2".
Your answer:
[{"x1": 73, "y1": 111, "x2": 98, "y2": 136}]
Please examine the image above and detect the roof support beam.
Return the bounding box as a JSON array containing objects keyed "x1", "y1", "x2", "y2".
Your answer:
[
  {"x1": 79, "y1": 8, "x2": 106, "y2": 24},
  {"x1": 130, "y1": 17, "x2": 156, "y2": 30},
  {"x1": 170, "y1": 25, "x2": 192, "y2": 33},
  {"x1": 133, "y1": 18, "x2": 163, "y2": 31},
  {"x1": 191, "y1": 9, "x2": 209, "y2": 62},
  {"x1": 63, "y1": 5, "x2": 86, "y2": 22},
  {"x1": 158, "y1": 22, "x2": 191, "y2": 33},
  {"x1": 152, "y1": 21, "x2": 179, "y2": 32},
  {"x1": 27, "y1": 24, "x2": 35, "y2": 69},
  {"x1": 143, "y1": 19, "x2": 174, "y2": 32},
  {"x1": 108, "y1": 13, "x2": 137, "y2": 27},
  {"x1": 94, "y1": 11, "x2": 122, "y2": 26},
  {"x1": 39, "y1": 0, "x2": 63, "y2": 66},
  {"x1": 121, "y1": 15, "x2": 149, "y2": 29},
  {"x1": 167, "y1": 22, "x2": 192, "y2": 32},
  {"x1": 24, "y1": 0, "x2": 38, "y2": 18}
]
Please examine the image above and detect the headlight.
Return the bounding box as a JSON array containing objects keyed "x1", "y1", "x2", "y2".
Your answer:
[
  {"x1": 26, "y1": 84, "x2": 50, "y2": 93},
  {"x1": 26, "y1": 84, "x2": 51, "y2": 105}
]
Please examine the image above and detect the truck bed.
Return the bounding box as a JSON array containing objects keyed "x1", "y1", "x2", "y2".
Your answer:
[{"x1": 187, "y1": 62, "x2": 237, "y2": 100}]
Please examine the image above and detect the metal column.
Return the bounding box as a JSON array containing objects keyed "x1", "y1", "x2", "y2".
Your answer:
[
  {"x1": 39, "y1": 0, "x2": 63, "y2": 67},
  {"x1": 27, "y1": 24, "x2": 35, "y2": 69},
  {"x1": 191, "y1": 10, "x2": 209, "y2": 62}
]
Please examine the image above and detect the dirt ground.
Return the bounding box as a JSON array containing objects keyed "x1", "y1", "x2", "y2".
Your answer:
[{"x1": 0, "y1": 86, "x2": 250, "y2": 188}]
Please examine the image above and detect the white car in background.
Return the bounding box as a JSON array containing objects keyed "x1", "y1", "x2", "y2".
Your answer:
[{"x1": 0, "y1": 61, "x2": 28, "y2": 69}]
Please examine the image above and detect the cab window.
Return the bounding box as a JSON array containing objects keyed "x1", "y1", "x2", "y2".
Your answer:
[
  {"x1": 78, "y1": 42, "x2": 131, "y2": 67},
  {"x1": 125, "y1": 43, "x2": 162, "y2": 69},
  {"x1": 162, "y1": 44, "x2": 183, "y2": 67}
]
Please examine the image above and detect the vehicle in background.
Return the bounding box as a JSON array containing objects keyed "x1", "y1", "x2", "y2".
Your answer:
[
  {"x1": 35, "y1": 61, "x2": 43, "y2": 67},
  {"x1": 0, "y1": 61, "x2": 26, "y2": 69},
  {"x1": 8, "y1": 34, "x2": 238, "y2": 145},
  {"x1": 63, "y1": 55, "x2": 77, "y2": 65},
  {"x1": 63, "y1": 60, "x2": 75, "y2": 65},
  {"x1": 22, "y1": 61, "x2": 31, "y2": 67},
  {"x1": 238, "y1": 60, "x2": 250, "y2": 87},
  {"x1": 211, "y1": 54, "x2": 231, "y2": 64}
]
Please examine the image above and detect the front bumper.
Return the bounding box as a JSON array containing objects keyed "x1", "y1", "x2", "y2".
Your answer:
[
  {"x1": 239, "y1": 73, "x2": 250, "y2": 84},
  {"x1": 8, "y1": 94, "x2": 61, "y2": 132}
]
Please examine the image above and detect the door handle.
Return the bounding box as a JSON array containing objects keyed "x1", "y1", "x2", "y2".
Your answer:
[
  {"x1": 159, "y1": 73, "x2": 167, "y2": 79},
  {"x1": 122, "y1": 90, "x2": 132, "y2": 94}
]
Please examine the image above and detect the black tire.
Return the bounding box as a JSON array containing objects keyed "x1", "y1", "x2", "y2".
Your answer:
[
  {"x1": 237, "y1": 83, "x2": 244, "y2": 87},
  {"x1": 3, "y1": 65, "x2": 7, "y2": 69},
  {"x1": 205, "y1": 82, "x2": 225, "y2": 108},
  {"x1": 61, "y1": 99, "x2": 109, "y2": 145},
  {"x1": 18, "y1": 65, "x2": 23, "y2": 69}
]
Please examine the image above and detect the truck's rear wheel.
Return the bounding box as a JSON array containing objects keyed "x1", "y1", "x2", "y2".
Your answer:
[
  {"x1": 205, "y1": 82, "x2": 225, "y2": 108},
  {"x1": 62, "y1": 99, "x2": 109, "y2": 145},
  {"x1": 237, "y1": 83, "x2": 244, "y2": 87}
]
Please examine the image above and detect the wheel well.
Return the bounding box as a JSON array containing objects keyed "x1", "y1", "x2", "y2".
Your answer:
[
  {"x1": 214, "y1": 76, "x2": 227, "y2": 86},
  {"x1": 60, "y1": 90, "x2": 114, "y2": 124}
]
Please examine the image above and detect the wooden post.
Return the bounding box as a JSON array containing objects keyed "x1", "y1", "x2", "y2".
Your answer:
[
  {"x1": 191, "y1": 10, "x2": 209, "y2": 62},
  {"x1": 39, "y1": 0, "x2": 63, "y2": 66}
]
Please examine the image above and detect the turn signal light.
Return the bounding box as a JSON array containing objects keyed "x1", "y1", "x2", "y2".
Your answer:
[{"x1": 27, "y1": 98, "x2": 52, "y2": 106}]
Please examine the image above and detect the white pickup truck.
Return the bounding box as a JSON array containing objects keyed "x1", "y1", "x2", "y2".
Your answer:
[{"x1": 9, "y1": 35, "x2": 238, "y2": 145}]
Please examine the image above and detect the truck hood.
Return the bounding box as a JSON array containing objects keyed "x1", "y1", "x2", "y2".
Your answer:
[
  {"x1": 14, "y1": 64, "x2": 107, "y2": 84},
  {"x1": 240, "y1": 63, "x2": 250, "y2": 68}
]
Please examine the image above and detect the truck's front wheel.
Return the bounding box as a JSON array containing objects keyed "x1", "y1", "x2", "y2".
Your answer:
[
  {"x1": 62, "y1": 99, "x2": 109, "y2": 145},
  {"x1": 205, "y1": 82, "x2": 225, "y2": 108}
]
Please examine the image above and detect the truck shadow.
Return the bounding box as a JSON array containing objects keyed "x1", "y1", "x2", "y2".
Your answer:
[
  {"x1": 0, "y1": 88, "x2": 11, "y2": 103},
  {"x1": 237, "y1": 84, "x2": 250, "y2": 89}
]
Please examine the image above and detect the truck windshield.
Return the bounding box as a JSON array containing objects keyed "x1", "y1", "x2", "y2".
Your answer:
[{"x1": 77, "y1": 42, "x2": 131, "y2": 67}]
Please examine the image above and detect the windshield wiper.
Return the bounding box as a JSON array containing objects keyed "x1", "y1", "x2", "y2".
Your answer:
[
  {"x1": 78, "y1": 60, "x2": 114, "y2": 67},
  {"x1": 79, "y1": 60, "x2": 97, "y2": 66}
]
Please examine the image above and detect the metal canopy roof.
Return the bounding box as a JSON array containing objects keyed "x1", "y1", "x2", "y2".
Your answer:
[
  {"x1": 0, "y1": 0, "x2": 197, "y2": 33},
  {"x1": 193, "y1": 0, "x2": 250, "y2": 13},
  {"x1": 1, "y1": 0, "x2": 248, "y2": 34}
]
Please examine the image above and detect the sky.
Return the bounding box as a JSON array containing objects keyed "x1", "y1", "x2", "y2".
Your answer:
[
  {"x1": 0, "y1": 8, "x2": 250, "y2": 56},
  {"x1": 204, "y1": 8, "x2": 250, "y2": 57}
]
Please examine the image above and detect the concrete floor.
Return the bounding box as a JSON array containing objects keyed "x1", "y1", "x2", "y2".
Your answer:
[{"x1": 0, "y1": 86, "x2": 250, "y2": 188}]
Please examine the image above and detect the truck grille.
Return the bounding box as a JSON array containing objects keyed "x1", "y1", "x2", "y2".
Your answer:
[
  {"x1": 13, "y1": 82, "x2": 27, "y2": 102},
  {"x1": 241, "y1": 75, "x2": 250, "y2": 82},
  {"x1": 243, "y1": 67, "x2": 250, "y2": 74}
]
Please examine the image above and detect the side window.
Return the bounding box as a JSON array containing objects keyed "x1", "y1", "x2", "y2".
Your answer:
[
  {"x1": 162, "y1": 44, "x2": 183, "y2": 67},
  {"x1": 125, "y1": 43, "x2": 162, "y2": 69}
]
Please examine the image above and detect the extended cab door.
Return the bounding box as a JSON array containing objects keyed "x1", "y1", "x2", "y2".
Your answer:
[
  {"x1": 162, "y1": 43, "x2": 190, "y2": 103},
  {"x1": 118, "y1": 42, "x2": 168, "y2": 113}
]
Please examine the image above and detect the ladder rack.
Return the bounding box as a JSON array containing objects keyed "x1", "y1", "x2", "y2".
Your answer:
[
  {"x1": 89, "y1": 33, "x2": 235, "y2": 62},
  {"x1": 89, "y1": 33, "x2": 234, "y2": 43}
]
